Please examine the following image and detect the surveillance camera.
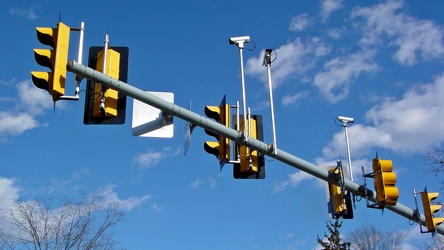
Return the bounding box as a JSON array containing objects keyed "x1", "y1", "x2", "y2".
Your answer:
[
  {"x1": 262, "y1": 49, "x2": 273, "y2": 66},
  {"x1": 229, "y1": 36, "x2": 250, "y2": 45},
  {"x1": 338, "y1": 116, "x2": 354, "y2": 123}
]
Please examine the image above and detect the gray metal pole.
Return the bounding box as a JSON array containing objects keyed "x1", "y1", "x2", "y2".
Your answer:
[{"x1": 67, "y1": 60, "x2": 442, "y2": 235}]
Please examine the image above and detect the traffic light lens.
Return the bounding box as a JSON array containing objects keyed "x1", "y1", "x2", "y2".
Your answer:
[{"x1": 381, "y1": 172, "x2": 396, "y2": 185}]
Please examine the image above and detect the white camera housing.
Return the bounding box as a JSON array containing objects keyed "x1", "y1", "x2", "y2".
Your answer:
[
  {"x1": 229, "y1": 36, "x2": 250, "y2": 45},
  {"x1": 338, "y1": 116, "x2": 354, "y2": 123}
]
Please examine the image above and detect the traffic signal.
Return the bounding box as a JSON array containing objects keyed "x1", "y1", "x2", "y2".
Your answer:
[
  {"x1": 421, "y1": 187, "x2": 444, "y2": 232},
  {"x1": 31, "y1": 22, "x2": 70, "y2": 101},
  {"x1": 372, "y1": 157, "x2": 399, "y2": 206},
  {"x1": 233, "y1": 115, "x2": 265, "y2": 179},
  {"x1": 93, "y1": 49, "x2": 120, "y2": 117},
  {"x1": 203, "y1": 95, "x2": 230, "y2": 168},
  {"x1": 83, "y1": 46, "x2": 129, "y2": 124},
  {"x1": 327, "y1": 166, "x2": 353, "y2": 219}
]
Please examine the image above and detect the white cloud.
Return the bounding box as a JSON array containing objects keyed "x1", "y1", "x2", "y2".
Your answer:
[
  {"x1": 320, "y1": 0, "x2": 343, "y2": 21},
  {"x1": 322, "y1": 124, "x2": 390, "y2": 159},
  {"x1": 0, "y1": 177, "x2": 20, "y2": 210},
  {"x1": 9, "y1": 7, "x2": 38, "y2": 20},
  {"x1": 191, "y1": 176, "x2": 217, "y2": 189},
  {"x1": 254, "y1": 0, "x2": 444, "y2": 191},
  {"x1": 151, "y1": 202, "x2": 162, "y2": 213},
  {"x1": 134, "y1": 147, "x2": 180, "y2": 168},
  {"x1": 272, "y1": 171, "x2": 317, "y2": 193},
  {"x1": 46, "y1": 169, "x2": 90, "y2": 194},
  {"x1": 0, "y1": 80, "x2": 54, "y2": 140},
  {"x1": 282, "y1": 91, "x2": 309, "y2": 106},
  {"x1": 319, "y1": 72, "x2": 444, "y2": 176},
  {"x1": 247, "y1": 39, "x2": 378, "y2": 104},
  {"x1": 207, "y1": 176, "x2": 216, "y2": 189},
  {"x1": 396, "y1": 226, "x2": 433, "y2": 250},
  {"x1": 308, "y1": 73, "x2": 444, "y2": 182},
  {"x1": 0, "y1": 111, "x2": 38, "y2": 136},
  {"x1": 191, "y1": 178, "x2": 201, "y2": 189},
  {"x1": 351, "y1": 0, "x2": 444, "y2": 65},
  {"x1": 364, "y1": 74, "x2": 444, "y2": 153},
  {"x1": 313, "y1": 50, "x2": 379, "y2": 103},
  {"x1": 98, "y1": 185, "x2": 151, "y2": 212},
  {"x1": 289, "y1": 13, "x2": 311, "y2": 31},
  {"x1": 17, "y1": 81, "x2": 55, "y2": 115},
  {"x1": 272, "y1": 180, "x2": 289, "y2": 193},
  {"x1": 288, "y1": 171, "x2": 316, "y2": 186},
  {"x1": 246, "y1": 38, "x2": 330, "y2": 88},
  {"x1": 249, "y1": 0, "x2": 444, "y2": 106},
  {"x1": 278, "y1": 73, "x2": 444, "y2": 189},
  {"x1": 326, "y1": 27, "x2": 346, "y2": 39}
]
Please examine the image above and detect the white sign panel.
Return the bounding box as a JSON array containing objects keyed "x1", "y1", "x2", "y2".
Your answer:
[{"x1": 132, "y1": 91, "x2": 174, "y2": 138}]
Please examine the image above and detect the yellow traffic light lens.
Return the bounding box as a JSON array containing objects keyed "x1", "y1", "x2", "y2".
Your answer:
[{"x1": 381, "y1": 172, "x2": 396, "y2": 185}]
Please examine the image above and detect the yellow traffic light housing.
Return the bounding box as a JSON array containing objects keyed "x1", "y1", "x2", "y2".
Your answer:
[
  {"x1": 421, "y1": 187, "x2": 444, "y2": 232},
  {"x1": 327, "y1": 167, "x2": 353, "y2": 219},
  {"x1": 204, "y1": 95, "x2": 230, "y2": 167},
  {"x1": 83, "y1": 46, "x2": 129, "y2": 125},
  {"x1": 233, "y1": 115, "x2": 265, "y2": 179},
  {"x1": 93, "y1": 49, "x2": 120, "y2": 117},
  {"x1": 238, "y1": 117, "x2": 259, "y2": 173},
  {"x1": 372, "y1": 157, "x2": 399, "y2": 206},
  {"x1": 31, "y1": 22, "x2": 70, "y2": 101}
]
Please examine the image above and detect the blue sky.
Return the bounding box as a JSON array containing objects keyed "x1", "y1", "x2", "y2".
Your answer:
[{"x1": 2, "y1": 0, "x2": 444, "y2": 249}]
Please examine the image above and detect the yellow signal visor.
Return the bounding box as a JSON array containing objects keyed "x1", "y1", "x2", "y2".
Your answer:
[
  {"x1": 204, "y1": 141, "x2": 222, "y2": 161},
  {"x1": 31, "y1": 71, "x2": 51, "y2": 91},
  {"x1": 36, "y1": 27, "x2": 55, "y2": 47},
  {"x1": 33, "y1": 49, "x2": 54, "y2": 69},
  {"x1": 204, "y1": 106, "x2": 221, "y2": 121}
]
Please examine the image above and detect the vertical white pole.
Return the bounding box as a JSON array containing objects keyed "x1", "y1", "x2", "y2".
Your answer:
[
  {"x1": 238, "y1": 44, "x2": 249, "y2": 141},
  {"x1": 75, "y1": 22, "x2": 84, "y2": 98},
  {"x1": 264, "y1": 49, "x2": 277, "y2": 156},
  {"x1": 344, "y1": 124, "x2": 353, "y2": 182}
]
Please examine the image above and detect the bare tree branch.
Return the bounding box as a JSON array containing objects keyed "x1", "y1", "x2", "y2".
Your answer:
[
  {"x1": 425, "y1": 148, "x2": 444, "y2": 174},
  {"x1": 0, "y1": 192, "x2": 124, "y2": 250},
  {"x1": 346, "y1": 225, "x2": 405, "y2": 250},
  {"x1": 425, "y1": 148, "x2": 444, "y2": 189}
]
